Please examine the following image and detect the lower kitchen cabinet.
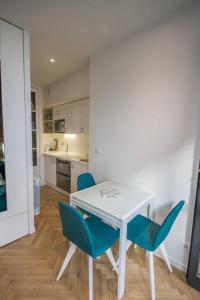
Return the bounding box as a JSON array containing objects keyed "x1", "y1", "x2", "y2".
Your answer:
[
  {"x1": 71, "y1": 162, "x2": 88, "y2": 193},
  {"x1": 44, "y1": 155, "x2": 56, "y2": 187},
  {"x1": 44, "y1": 154, "x2": 88, "y2": 194}
]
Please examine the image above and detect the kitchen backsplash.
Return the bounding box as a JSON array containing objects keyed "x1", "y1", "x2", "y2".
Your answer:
[{"x1": 42, "y1": 133, "x2": 88, "y2": 157}]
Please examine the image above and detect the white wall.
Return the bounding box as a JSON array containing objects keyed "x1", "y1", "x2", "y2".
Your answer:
[
  {"x1": 44, "y1": 65, "x2": 89, "y2": 107},
  {"x1": 90, "y1": 6, "x2": 200, "y2": 270}
]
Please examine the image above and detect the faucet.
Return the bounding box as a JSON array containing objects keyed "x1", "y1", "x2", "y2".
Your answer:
[{"x1": 66, "y1": 143, "x2": 69, "y2": 153}]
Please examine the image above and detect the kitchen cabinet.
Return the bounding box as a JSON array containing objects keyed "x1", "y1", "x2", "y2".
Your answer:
[
  {"x1": 71, "y1": 162, "x2": 88, "y2": 193},
  {"x1": 73, "y1": 99, "x2": 89, "y2": 134},
  {"x1": 66, "y1": 99, "x2": 89, "y2": 134},
  {"x1": 53, "y1": 105, "x2": 63, "y2": 120},
  {"x1": 44, "y1": 99, "x2": 89, "y2": 134},
  {"x1": 43, "y1": 153, "x2": 88, "y2": 194},
  {"x1": 64, "y1": 102, "x2": 75, "y2": 133},
  {"x1": 44, "y1": 155, "x2": 56, "y2": 186}
]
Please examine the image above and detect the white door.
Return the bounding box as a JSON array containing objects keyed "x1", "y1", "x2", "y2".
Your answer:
[{"x1": 0, "y1": 20, "x2": 34, "y2": 246}]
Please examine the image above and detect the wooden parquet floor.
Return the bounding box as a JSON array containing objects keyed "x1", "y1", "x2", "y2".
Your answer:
[{"x1": 0, "y1": 185, "x2": 200, "y2": 300}]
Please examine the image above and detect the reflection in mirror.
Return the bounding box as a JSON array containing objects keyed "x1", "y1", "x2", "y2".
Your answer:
[{"x1": 0, "y1": 65, "x2": 7, "y2": 213}]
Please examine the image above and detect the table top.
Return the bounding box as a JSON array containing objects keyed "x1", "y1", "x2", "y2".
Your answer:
[{"x1": 71, "y1": 181, "x2": 153, "y2": 225}]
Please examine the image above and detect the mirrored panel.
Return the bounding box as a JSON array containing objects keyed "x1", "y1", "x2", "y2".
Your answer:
[{"x1": 0, "y1": 65, "x2": 7, "y2": 213}]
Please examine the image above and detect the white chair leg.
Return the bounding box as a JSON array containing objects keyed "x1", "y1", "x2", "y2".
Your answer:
[
  {"x1": 116, "y1": 240, "x2": 132, "y2": 266},
  {"x1": 149, "y1": 252, "x2": 155, "y2": 300},
  {"x1": 106, "y1": 248, "x2": 119, "y2": 275},
  {"x1": 160, "y1": 243, "x2": 173, "y2": 273},
  {"x1": 56, "y1": 243, "x2": 76, "y2": 281},
  {"x1": 89, "y1": 256, "x2": 93, "y2": 300},
  {"x1": 126, "y1": 240, "x2": 132, "y2": 251}
]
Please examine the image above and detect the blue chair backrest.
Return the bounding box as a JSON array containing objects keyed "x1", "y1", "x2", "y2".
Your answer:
[
  {"x1": 77, "y1": 173, "x2": 96, "y2": 191},
  {"x1": 59, "y1": 201, "x2": 94, "y2": 256},
  {"x1": 154, "y1": 200, "x2": 185, "y2": 249}
]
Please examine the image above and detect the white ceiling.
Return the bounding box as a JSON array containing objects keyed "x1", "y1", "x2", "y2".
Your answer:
[{"x1": 0, "y1": 0, "x2": 189, "y2": 87}]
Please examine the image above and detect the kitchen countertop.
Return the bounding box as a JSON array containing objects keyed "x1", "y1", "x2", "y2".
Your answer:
[{"x1": 43, "y1": 151, "x2": 88, "y2": 166}]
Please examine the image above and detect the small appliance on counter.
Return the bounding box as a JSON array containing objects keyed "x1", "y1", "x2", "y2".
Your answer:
[{"x1": 49, "y1": 138, "x2": 58, "y2": 151}]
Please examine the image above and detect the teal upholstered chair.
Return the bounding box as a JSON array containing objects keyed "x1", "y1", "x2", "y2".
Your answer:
[
  {"x1": 77, "y1": 172, "x2": 96, "y2": 191},
  {"x1": 57, "y1": 201, "x2": 119, "y2": 300},
  {"x1": 77, "y1": 173, "x2": 97, "y2": 218},
  {"x1": 126, "y1": 200, "x2": 185, "y2": 300}
]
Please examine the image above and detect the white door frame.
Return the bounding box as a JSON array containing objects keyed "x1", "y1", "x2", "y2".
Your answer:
[
  {"x1": 31, "y1": 87, "x2": 40, "y2": 178},
  {"x1": 23, "y1": 30, "x2": 35, "y2": 234}
]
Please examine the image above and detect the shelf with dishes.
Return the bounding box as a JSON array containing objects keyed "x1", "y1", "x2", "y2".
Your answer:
[{"x1": 31, "y1": 91, "x2": 39, "y2": 167}]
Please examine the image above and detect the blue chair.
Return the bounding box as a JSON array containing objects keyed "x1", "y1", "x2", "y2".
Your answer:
[
  {"x1": 126, "y1": 200, "x2": 185, "y2": 300},
  {"x1": 77, "y1": 172, "x2": 96, "y2": 191},
  {"x1": 57, "y1": 201, "x2": 119, "y2": 300},
  {"x1": 77, "y1": 173, "x2": 97, "y2": 218}
]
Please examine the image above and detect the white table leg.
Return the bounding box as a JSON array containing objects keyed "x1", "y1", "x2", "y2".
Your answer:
[{"x1": 117, "y1": 220, "x2": 127, "y2": 299}]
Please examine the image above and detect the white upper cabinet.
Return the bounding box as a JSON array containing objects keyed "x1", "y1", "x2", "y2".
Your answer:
[
  {"x1": 51, "y1": 99, "x2": 89, "y2": 134},
  {"x1": 53, "y1": 106, "x2": 61, "y2": 120},
  {"x1": 53, "y1": 104, "x2": 67, "y2": 120},
  {"x1": 66, "y1": 99, "x2": 89, "y2": 134},
  {"x1": 63, "y1": 102, "x2": 75, "y2": 133},
  {"x1": 73, "y1": 99, "x2": 89, "y2": 134}
]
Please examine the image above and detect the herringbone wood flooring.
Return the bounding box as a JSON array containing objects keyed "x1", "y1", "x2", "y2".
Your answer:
[{"x1": 0, "y1": 186, "x2": 200, "y2": 300}]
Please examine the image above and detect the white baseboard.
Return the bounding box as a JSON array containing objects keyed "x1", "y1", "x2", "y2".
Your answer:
[{"x1": 155, "y1": 252, "x2": 187, "y2": 272}]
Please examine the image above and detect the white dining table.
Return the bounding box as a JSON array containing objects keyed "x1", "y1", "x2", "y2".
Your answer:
[{"x1": 70, "y1": 180, "x2": 153, "y2": 299}]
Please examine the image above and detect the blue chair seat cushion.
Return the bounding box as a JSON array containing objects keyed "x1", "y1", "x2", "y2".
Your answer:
[
  {"x1": 127, "y1": 214, "x2": 161, "y2": 252},
  {"x1": 86, "y1": 217, "x2": 119, "y2": 258}
]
